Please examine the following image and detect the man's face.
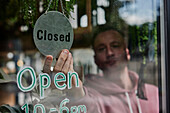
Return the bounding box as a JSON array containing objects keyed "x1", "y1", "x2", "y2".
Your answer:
[{"x1": 94, "y1": 30, "x2": 129, "y2": 71}]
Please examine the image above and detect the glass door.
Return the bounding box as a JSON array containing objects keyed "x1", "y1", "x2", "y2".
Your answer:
[{"x1": 0, "y1": 0, "x2": 169, "y2": 113}]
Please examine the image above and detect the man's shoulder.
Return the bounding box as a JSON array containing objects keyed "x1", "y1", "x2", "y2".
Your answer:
[
  {"x1": 145, "y1": 83, "x2": 158, "y2": 92},
  {"x1": 144, "y1": 83, "x2": 158, "y2": 101}
]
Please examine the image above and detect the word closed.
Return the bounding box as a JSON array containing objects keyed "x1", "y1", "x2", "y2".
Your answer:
[{"x1": 37, "y1": 30, "x2": 70, "y2": 42}]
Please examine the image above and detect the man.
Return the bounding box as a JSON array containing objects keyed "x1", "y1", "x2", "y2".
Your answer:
[{"x1": 43, "y1": 26, "x2": 159, "y2": 113}]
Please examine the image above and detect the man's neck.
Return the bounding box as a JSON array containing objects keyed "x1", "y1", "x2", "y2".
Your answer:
[{"x1": 103, "y1": 67, "x2": 133, "y2": 90}]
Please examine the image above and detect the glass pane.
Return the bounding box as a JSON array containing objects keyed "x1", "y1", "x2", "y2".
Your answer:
[{"x1": 0, "y1": 0, "x2": 163, "y2": 113}]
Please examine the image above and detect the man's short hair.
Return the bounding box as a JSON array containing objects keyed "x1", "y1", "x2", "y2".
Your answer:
[{"x1": 91, "y1": 25, "x2": 125, "y2": 49}]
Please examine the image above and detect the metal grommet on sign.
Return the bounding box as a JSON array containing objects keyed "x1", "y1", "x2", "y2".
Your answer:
[{"x1": 33, "y1": 11, "x2": 74, "y2": 58}]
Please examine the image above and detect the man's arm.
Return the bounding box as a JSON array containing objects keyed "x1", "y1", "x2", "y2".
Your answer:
[{"x1": 42, "y1": 50, "x2": 103, "y2": 113}]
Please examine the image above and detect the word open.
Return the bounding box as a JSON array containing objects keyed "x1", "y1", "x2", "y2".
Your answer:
[{"x1": 17, "y1": 66, "x2": 79, "y2": 99}]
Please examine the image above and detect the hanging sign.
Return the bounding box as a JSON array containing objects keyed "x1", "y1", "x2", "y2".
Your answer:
[{"x1": 33, "y1": 11, "x2": 74, "y2": 58}]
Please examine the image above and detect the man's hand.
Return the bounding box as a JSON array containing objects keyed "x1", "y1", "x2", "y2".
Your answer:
[
  {"x1": 43, "y1": 49, "x2": 85, "y2": 98},
  {"x1": 43, "y1": 49, "x2": 73, "y2": 74}
]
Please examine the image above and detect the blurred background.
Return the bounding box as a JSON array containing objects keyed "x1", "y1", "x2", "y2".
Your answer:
[{"x1": 0, "y1": 0, "x2": 160, "y2": 108}]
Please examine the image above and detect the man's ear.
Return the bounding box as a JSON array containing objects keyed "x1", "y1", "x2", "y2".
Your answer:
[
  {"x1": 125, "y1": 48, "x2": 131, "y2": 61},
  {"x1": 94, "y1": 55, "x2": 97, "y2": 64},
  {"x1": 94, "y1": 54, "x2": 103, "y2": 70},
  {"x1": 94, "y1": 54, "x2": 100, "y2": 67}
]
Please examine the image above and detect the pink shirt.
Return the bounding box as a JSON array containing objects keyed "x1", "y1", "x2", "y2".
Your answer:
[{"x1": 71, "y1": 71, "x2": 159, "y2": 113}]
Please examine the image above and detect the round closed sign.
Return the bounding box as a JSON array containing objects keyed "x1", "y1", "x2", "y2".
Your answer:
[{"x1": 33, "y1": 11, "x2": 74, "y2": 58}]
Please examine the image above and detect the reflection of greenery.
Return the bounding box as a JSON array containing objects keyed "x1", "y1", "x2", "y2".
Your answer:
[
  {"x1": 20, "y1": 0, "x2": 38, "y2": 27},
  {"x1": 129, "y1": 22, "x2": 157, "y2": 63},
  {"x1": 65, "y1": 0, "x2": 76, "y2": 17},
  {"x1": 104, "y1": 0, "x2": 126, "y2": 30},
  {"x1": 0, "y1": 0, "x2": 76, "y2": 38},
  {"x1": 20, "y1": 0, "x2": 76, "y2": 27}
]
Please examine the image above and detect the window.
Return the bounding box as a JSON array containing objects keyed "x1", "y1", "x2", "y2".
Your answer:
[{"x1": 0, "y1": 0, "x2": 169, "y2": 112}]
